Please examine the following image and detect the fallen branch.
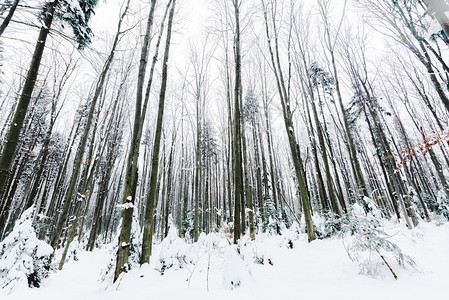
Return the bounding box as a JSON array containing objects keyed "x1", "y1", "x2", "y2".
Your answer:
[{"x1": 379, "y1": 253, "x2": 398, "y2": 280}]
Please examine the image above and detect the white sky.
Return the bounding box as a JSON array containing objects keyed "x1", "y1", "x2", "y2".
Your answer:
[{"x1": 0, "y1": 0, "x2": 391, "y2": 142}]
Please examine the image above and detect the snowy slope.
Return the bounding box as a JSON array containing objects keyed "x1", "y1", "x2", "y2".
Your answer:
[{"x1": 4, "y1": 221, "x2": 449, "y2": 300}]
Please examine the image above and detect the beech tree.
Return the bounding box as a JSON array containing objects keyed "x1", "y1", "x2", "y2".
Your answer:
[
  {"x1": 140, "y1": 0, "x2": 176, "y2": 266},
  {"x1": 0, "y1": 0, "x2": 98, "y2": 226},
  {"x1": 114, "y1": 0, "x2": 174, "y2": 280},
  {"x1": 261, "y1": 0, "x2": 316, "y2": 242}
]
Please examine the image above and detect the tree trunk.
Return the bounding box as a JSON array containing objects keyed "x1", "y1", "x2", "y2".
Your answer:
[
  {"x1": 51, "y1": 1, "x2": 125, "y2": 249},
  {"x1": 0, "y1": 0, "x2": 20, "y2": 37},
  {"x1": 0, "y1": 1, "x2": 57, "y2": 206},
  {"x1": 232, "y1": 0, "x2": 244, "y2": 244},
  {"x1": 262, "y1": 0, "x2": 315, "y2": 241},
  {"x1": 140, "y1": 0, "x2": 176, "y2": 266}
]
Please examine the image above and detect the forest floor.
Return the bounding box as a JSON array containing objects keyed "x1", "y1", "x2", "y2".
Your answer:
[{"x1": 4, "y1": 219, "x2": 449, "y2": 300}]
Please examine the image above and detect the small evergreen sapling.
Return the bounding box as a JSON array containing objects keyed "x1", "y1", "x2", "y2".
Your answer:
[
  {"x1": 181, "y1": 211, "x2": 195, "y2": 241},
  {"x1": 222, "y1": 245, "x2": 252, "y2": 290},
  {"x1": 0, "y1": 206, "x2": 53, "y2": 294},
  {"x1": 263, "y1": 200, "x2": 283, "y2": 235},
  {"x1": 339, "y1": 200, "x2": 418, "y2": 279},
  {"x1": 156, "y1": 218, "x2": 194, "y2": 273},
  {"x1": 432, "y1": 190, "x2": 449, "y2": 221}
]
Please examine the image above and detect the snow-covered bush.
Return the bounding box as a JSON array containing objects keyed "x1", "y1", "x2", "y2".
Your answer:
[
  {"x1": 180, "y1": 210, "x2": 194, "y2": 241},
  {"x1": 268, "y1": 221, "x2": 299, "y2": 249},
  {"x1": 316, "y1": 197, "x2": 383, "y2": 239},
  {"x1": 222, "y1": 245, "x2": 252, "y2": 290},
  {"x1": 155, "y1": 218, "x2": 196, "y2": 273},
  {"x1": 428, "y1": 190, "x2": 449, "y2": 221},
  {"x1": 34, "y1": 213, "x2": 52, "y2": 240},
  {"x1": 345, "y1": 226, "x2": 417, "y2": 278},
  {"x1": 314, "y1": 212, "x2": 342, "y2": 239},
  {"x1": 236, "y1": 236, "x2": 275, "y2": 266},
  {"x1": 262, "y1": 200, "x2": 281, "y2": 233},
  {"x1": 253, "y1": 248, "x2": 273, "y2": 266},
  {"x1": 340, "y1": 201, "x2": 418, "y2": 279},
  {"x1": 260, "y1": 199, "x2": 298, "y2": 237},
  {"x1": 0, "y1": 206, "x2": 53, "y2": 294},
  {"x1": 265, "y1": 214, "x2": 284, "y2": 236}
]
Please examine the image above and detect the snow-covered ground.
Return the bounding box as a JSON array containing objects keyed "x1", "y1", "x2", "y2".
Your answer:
[{"x1": 3, "y1": 221, "x2": 449, "y2": 300}]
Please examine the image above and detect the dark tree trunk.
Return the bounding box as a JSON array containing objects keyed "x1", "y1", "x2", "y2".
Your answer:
[
  {"x1": 0, "y1": 0, "x2": 20, "y2": 37},
  {"x1": 140, "y1": 0, "x2": 176, "y2": 266},
  {"x1": 0, "y1": 2, "x2": 57, "y2": 213}
]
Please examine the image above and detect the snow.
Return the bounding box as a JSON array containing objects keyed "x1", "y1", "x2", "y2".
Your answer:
[
  {"x1": 155, "y1": 221, "x2": 194, "y2": 273},
  {"x1": 116, "y1": 202, "x2": 135, "y2": 210},
  {"x1": 222, "y1": 245, "x2": 252, "y2": 290},
  {"x1": 0, "y1": 207, "x2": 53, "y2": 295},
  {"x1": 2, "y1": 220, "x2": 449, "y2": 299},
  {"x1": 34, "y1": 240, "x2": 53, "y2": 259}
]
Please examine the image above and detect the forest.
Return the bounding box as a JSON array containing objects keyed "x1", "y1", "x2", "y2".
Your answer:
[{"x1": 0, "y1": 0, "x2": 448, "y2": 299}]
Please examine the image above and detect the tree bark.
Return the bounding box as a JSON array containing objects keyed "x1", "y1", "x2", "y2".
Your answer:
[
  {"x1": 232, "y1": 0, "x2": 244, "y2": 244},
  {"x1": 0, "y1": 0, "x2": 20, "y2": 37},
  {"x1": 140, "y1": 0, "x2": 176, "y2": 265},
  {"x1": 262, "y1": 0, "x2": 316, "y2": 242},
  {"x1": 112, "y1": 0, "x2": 159, "y2": 281},
  {"x1": 51, "y1": 0, "x2": 127, "y2": 249},
  {"x1": 0, "y1": 1, "x2": 57, "y2": 208}
]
